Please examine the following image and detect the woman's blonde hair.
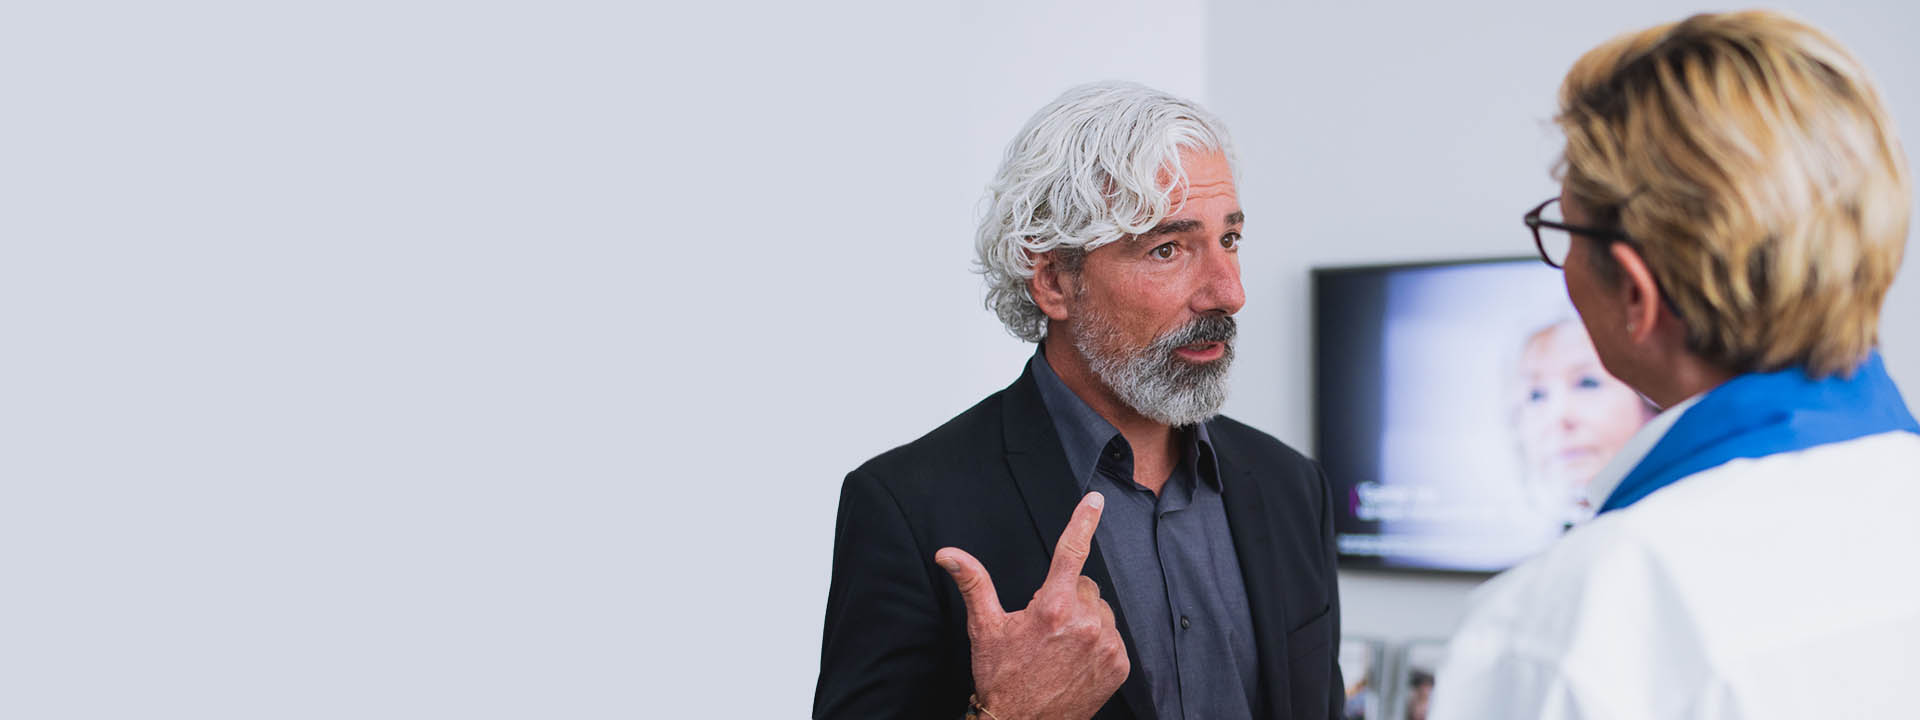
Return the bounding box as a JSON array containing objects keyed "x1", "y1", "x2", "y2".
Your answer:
[{"x1": 1555, "y1": 10, "x2": 1910, "y2": 376}]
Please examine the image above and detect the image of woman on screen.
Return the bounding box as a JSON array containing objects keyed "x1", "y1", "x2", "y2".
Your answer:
[{"x1": 1512, "y1": 318, "x2": 1654, "y2": 528}]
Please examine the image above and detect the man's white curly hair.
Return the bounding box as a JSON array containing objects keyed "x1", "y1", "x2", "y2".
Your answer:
[{"x1": 974, "y1": 81, "x2": 1236, "y2": 342}]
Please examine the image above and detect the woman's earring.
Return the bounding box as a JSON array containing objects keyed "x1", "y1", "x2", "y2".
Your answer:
[{"x1": 1626, "y1": 321, "x2": 1638, "y2": 334}]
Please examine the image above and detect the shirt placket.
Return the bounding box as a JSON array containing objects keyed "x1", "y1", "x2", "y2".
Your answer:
[{"x1": 1157, "y1": 472, "x2": 1196, "y2": 717}]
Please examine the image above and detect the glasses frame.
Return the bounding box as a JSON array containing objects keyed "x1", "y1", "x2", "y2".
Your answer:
[
  {"x1": 1524, "y1": 195, "x2": 1687, "y2": 322},
  {"x1": 1523, "y1": 196, "x2": 1636, "y2": 269}
]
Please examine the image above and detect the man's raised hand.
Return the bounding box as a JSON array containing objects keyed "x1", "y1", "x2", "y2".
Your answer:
[{"x1": 934, "y1": 492, "x2": 1129, "y2": 720}]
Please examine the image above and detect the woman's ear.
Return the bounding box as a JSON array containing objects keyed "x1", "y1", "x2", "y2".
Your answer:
[{"x1": 1610, "y1": 243, "x2": 1663, "y2": 344}]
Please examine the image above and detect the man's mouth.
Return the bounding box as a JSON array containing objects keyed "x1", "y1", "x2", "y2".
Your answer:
[{"x1": 1173, "y1": 342, "x2": 1227, "y2": 362}]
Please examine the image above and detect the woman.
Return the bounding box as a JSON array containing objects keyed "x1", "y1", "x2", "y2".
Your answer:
[
  {"x1": 1435, "y1": 11, "x2": 1920, "y2": 719},
  {"x1": 1512, "y1": 318, "x2": 1655, "y2": 528}
]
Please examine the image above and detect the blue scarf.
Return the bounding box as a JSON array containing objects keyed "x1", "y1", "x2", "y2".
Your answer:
[{"x1": 1598, "y1": 351, "x2": 1920, "y2": 515}]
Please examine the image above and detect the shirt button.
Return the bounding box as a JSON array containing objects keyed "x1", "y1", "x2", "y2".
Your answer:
[{"x1": 1180, "y1": 616, "x2": 1191, "y2": 630}]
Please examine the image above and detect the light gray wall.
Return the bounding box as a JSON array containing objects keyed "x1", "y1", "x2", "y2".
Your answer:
[
  {"x1": 9, "y1": 2, "x2": 1918, "y2": 717},
  {"x1": 1204, "y1": 0, "x2": 1920, "y2": 640},
  {"x1": 5, "y1": 1, "x2": 1210, "y2": 717}
]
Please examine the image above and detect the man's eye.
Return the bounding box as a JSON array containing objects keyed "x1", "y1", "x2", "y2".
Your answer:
[
  {"x1": 1152, "y1": 243, "x2": 1176, "y2": 259},
  {"x1": 1222, "y1": 232, "x2": 1241, "y2": 249}
]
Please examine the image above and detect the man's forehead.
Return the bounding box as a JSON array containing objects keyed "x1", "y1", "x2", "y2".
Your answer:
[
  {"x1": 1164, "y1": 153, "x2": 1235, "y2": 193},
  {"x1": 1158, "y1": 148, "x2": 1236, "y2": 179}
]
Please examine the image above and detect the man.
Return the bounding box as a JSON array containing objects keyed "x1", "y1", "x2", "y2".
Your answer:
[
  {"x1": 1434, "y1": 11, "x2": 1920, "y2": 719},
  {"x1": 814, "y1": 82, "x2": 1345, "y2": 719}
]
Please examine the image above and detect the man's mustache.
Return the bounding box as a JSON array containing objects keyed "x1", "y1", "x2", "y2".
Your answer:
[{"x1": 1155, "y1": 315, "x2": 1237, "y2": 350}]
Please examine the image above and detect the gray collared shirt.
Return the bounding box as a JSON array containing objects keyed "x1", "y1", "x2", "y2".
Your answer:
[{"x1": 1030, "y1": 348, "x2": 1260, "y2": 720}]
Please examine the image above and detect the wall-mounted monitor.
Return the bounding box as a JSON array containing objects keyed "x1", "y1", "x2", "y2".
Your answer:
[{"x1": 1313, "y1": 258, "x2": 1655, "y2": 573}]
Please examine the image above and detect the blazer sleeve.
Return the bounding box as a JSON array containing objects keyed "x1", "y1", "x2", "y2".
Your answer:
[
  {"x1": 1317, "y1": 461, "x2": 1346, "y2": 720},
  {"x1": 813, "y1": 468, "x2": 960, "y2": 719}
]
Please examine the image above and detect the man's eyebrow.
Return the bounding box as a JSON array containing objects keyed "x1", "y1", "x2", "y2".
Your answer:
[
  {"x1": 1136, "y1": 212, "x2": 1244, "y2": 240},
  {"x1": 1142, "y1": 219, "x2": 1203, "y2": 237}
]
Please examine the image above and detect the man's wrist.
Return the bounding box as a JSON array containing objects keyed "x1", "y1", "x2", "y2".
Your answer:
[{"x1": 964, "y1": 693, "x2": 1003, "y2": 720}]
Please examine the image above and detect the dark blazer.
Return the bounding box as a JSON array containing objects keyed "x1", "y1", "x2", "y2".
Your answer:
[{"x1": 814, "y1": 366, "x2": 1344, "y2": 720}]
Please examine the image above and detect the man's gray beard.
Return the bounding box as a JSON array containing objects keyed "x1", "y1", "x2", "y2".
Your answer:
[{"x1": 1070, "y1": 308, "x2": 1237, "y2": 427}]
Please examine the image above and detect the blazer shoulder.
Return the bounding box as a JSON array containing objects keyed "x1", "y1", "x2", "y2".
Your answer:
[
  {"x1": 849, "y1": 387, "x2": 1008, "y2": 494},
  {"x1": 1208, "y1": 414, "x2": 1318, "y2": 475}
]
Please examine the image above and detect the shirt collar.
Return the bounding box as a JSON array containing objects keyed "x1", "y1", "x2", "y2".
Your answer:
[
  {"x1": 1577, "y1": 392, "x2": 1703, "y2": 523},
  {"x1": 1028, "y1": 346, "x2": 1221, "y2": 493}
]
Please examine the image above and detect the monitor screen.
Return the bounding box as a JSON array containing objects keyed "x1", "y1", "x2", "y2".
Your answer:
[{"x1": 1313, "y1": 258, "x2": 1656, "y2": 573}]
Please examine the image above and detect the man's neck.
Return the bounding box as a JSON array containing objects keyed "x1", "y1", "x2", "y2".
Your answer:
[{"x1": 1040, "y1": 337, "x2": 1178, "y2": 493}]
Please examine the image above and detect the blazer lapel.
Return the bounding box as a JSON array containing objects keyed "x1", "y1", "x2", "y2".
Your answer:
[
  {"x1": 1216, "y1": 438, "x2": 1292, "y2": 720},
  {"x1": 1000, "y1": 369, "x2": 1156, "y2": 720}
]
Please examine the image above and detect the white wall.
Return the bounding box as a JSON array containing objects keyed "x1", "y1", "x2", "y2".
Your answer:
[
  {"x1": 9, "y1": 1, "x2": 1918, "y2": 718},
  {"x1": 1204, "y1": 0, "x2": 1920, "y2": 641},
  {"x1": 6, "y1": 1, "x2": 1207, "y2": 717}
]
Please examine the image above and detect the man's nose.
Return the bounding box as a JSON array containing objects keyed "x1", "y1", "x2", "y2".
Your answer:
[{"x1": 1194, "y1": 243, "x2": 1245, "y2": 315}]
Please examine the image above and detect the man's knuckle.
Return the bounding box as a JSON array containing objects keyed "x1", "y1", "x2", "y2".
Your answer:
[
  {"x1": 1065, "y1": 616, "x2": 1102, "y2": 638},
  {"x1": 1048, "y1": 596, "x2": 1079, "y2": 618}
]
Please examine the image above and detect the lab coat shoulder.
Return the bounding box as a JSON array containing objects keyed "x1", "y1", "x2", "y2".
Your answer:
[
  {"x1": 1434, "y1": 430, "x2": 1920, "y2": 720},
  {"x1": 1434, "y1": 505, "x2": 1727, "y2": 720}
]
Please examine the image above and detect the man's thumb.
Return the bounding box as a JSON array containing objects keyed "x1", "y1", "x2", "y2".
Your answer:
[{"x1": 935, "y1": 547, "x2": 1004, "y2": 623}]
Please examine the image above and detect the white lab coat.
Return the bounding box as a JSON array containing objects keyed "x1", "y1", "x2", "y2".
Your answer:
[{"x1": 1430, "y1": 429, "x2": 1920, "y2": 720}]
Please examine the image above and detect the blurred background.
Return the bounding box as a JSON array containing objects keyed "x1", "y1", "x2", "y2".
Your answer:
[{"x1": 5, "y1": 0, "x2": 1916, "y2": 717}]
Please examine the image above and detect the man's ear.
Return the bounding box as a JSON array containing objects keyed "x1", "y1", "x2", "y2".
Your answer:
[
  {"x1": 1610, "y1": 243, "x2": 1663, "y2": 344},
  {"x1": 1027, "y1": 250, "x2": 1076, "y2": 322}
]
